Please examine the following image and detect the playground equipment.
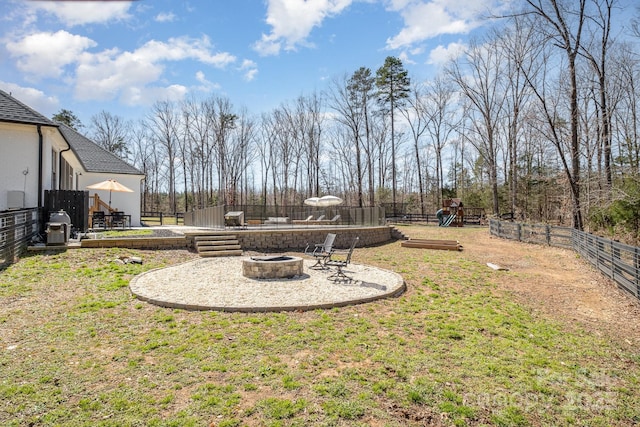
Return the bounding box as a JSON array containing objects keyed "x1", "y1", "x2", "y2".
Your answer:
[{"x1": 438, "y1": 198, "x2": 464, "y2": 227}]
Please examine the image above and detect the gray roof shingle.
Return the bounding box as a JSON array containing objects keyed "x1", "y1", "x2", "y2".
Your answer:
[
  {"x1": 57, "y1": 123, "x2": 143, "y2": 175},
  {"x1": 0, "y1": 89, "x2": 56, "y2": 126}
]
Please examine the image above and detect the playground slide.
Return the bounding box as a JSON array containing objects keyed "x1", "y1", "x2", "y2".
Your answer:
[{"x1": 441, "y1": 214, "x2": 456, "y2": 227}]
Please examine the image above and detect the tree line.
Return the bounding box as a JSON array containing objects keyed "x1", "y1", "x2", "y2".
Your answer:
[{"x1": 55, "y1": 0, "x2": 640, "y2": 239}]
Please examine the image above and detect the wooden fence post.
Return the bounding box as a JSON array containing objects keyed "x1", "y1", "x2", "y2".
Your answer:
[
  {"x1": 545, "y1": 225, "x2": 550, "y2": 245},
  {"x1": 633, "y1": 247, "x2": 640, "y2": 298}
]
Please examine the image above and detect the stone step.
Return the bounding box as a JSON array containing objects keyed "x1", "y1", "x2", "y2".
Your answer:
[
  {"x1": 196, "y1": 239, "x2": 240, "y2": 247},
  {"x1": 389, "y1": 226, "x2": 409, "y2": 240},
  {"x1": 198, "y1": 243, "x2": 242, "y2": 251},
  {"x1": 194, "y1": 234, "x2": 237, "y2": 242},
  {"x1": 198, "y1": 249, "x2": 243, "y2": 257}
]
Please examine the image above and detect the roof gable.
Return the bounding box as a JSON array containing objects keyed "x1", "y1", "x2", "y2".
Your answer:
[
  {"x1": 0, "y1": 89, "x2": 56, "y2": 126},
  {"x1": 57, "y1": 123, "x2": 143, "y2": 176}
]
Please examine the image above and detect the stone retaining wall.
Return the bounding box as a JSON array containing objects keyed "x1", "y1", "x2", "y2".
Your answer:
[
  {"x1": 77, "y1": 226, "x2": 393, "y2": 252},
  {"x1": 80, "y1": 237, "x2": 187, "y2": 250},
  {"x1": 185, "y1": 226, "x2": 393, "y2": 252}
]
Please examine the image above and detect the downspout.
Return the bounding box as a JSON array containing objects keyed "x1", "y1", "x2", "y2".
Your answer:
[{"x1": 37, "y1": 125, "x2": 43, "y2": 208}]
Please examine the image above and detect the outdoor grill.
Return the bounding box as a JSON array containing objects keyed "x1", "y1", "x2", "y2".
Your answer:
[{"x1": 46, "y1": 210, "x2": 71, "y2": 245}]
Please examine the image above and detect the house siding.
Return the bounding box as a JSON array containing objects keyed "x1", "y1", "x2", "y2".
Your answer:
[{"x1": 0, "y1": 123, "x2": 41, "y2": 210}]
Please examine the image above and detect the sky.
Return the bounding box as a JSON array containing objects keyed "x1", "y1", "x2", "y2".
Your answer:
[{"x1": 1, "y1": 0, "x2": 516, "y2": 126}]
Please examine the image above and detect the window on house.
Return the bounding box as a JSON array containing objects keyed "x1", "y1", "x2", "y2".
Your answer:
[{"x1": 60, "y1": 157, "x2": 74, "y2": 190}]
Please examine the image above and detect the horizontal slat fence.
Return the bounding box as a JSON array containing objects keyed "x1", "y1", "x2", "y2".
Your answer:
[
  {"x1": 572, "y1": 232, "x2": 640, "y2": 298},
  {"x1": 0, "y1": 208, "x2": 40, "y2": 268},
  {"x1": 141, "y1": 211, "x2": 184, "y2": 226},
  {"x1": 490, "y1": 219, "x2": 640, "y2": 300},
  {"x1": 490, "y1": 219, "x2": 574, "y2": 249}
]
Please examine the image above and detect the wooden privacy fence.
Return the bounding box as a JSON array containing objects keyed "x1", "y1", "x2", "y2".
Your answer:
[
  {"x1": 44, "y1": 190, "x2": 90, "y2": 232},
  {"x1": 0, "y1": 208, "x2": 40, "y2": 268},
  {"x1": 490, "y1": 219, "x2": 640, "y2": 300}
]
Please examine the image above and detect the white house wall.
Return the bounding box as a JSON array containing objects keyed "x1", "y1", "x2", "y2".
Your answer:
[
  {"x1": 43, "y1": 126, "x2": 70, "y2": 191},
  {"x1": 2, "y1": 122, "x2": 144, "y2": 226},
  {"x1": 1, "y1": 123, "x2": 45, "y2": 210},
  {"x1": 80, "y1": 173, "x2": 143, "y2": 226},
  {"x1": 0, "y1": 122, "x2": 78, "y2": 211}
]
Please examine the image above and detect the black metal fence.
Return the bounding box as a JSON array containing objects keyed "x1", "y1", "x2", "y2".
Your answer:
[
  {"x1": 490, "y1": 219, "x2": 640, "y2": 300},
  {"x1": 183, "y1": 205, "x2": 386, "y2": 228},
  {"x1": 388, "y1": 207, "x2": 487, "y2": 226},
  {"x1": 0, "y1": 208, "x2": 40, "y2": 268}
]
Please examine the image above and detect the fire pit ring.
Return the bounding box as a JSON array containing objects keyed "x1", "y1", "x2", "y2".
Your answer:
[{"x1": 242, "y1": 256, "x2": 304, "y2": 279}]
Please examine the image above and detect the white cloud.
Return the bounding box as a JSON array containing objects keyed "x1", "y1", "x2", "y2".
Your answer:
[
  {"x1": 135, "y1": 36, "x2": 236, "y2": 67},
  {"x1": 253, "y1": 0, "x2": 354, "y2": 56},
  {"x1": 73, "y1": 36, "x2": 236, "y2": 105},
  {"x1": 27, "y1": 1, "x2": 132, "y2": 26},
  {"x1": 0, "y1": 81, "x2": 59, "y2": 116},
  {"x1": 155, "y1": 12, "x2": 177, "y2": 23},
  {"x1": 428, "y1": 41, "x2": 466, "y2": 65},
  {"x1": 239, "y1": 59, "x2": 258, "y2": 82},
  {"x1": 194, "y1": 70, "x2": 221, "y2": 92},
  {"x1": 385, "y1": 0, "x2": 498, "y2": 50},
  {"x1": 6, "y1": 30, "x2": 96, "y2": 79},
  {"x1": 120, "y1": 85, "x2": 188, "y2": 106}
]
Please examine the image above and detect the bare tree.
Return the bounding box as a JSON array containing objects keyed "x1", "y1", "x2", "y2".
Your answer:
[
  {"x1": 423, "y1": 76, "x2": 461, "y2": 209},
  {"x1": 581, "y1": 0, "x2": 617, "y2": 191},
  {"x1": 90, "y1": 110, "x2": 131, "y2": 160},
  {"x1": 448, "y1": 36, "x2": 507, "y2": 215},
  {"x1": 327, "y1": 70, "x2": 371, "y2": 206},
  {"x1": 522, "y1": 0, "x2": 587, "y2": 229},
  {"x1": 146, "y1": 100, "x2": 180, "y2": 213},
  {"x1": 401, "y1": 81, "x2": 429, "y2": 214}
]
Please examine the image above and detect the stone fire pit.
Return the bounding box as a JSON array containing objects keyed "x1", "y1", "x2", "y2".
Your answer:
[{"x1": 242, "y1": 255, "x2": 304, "y2": 279}]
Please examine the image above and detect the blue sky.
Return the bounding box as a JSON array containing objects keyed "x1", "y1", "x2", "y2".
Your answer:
[{"x1": 1, "y1": 0, "x2": 513, "y2": 125}]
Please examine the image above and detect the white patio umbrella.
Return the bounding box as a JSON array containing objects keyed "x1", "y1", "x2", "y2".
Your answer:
[
  {"x1": 317, "y1": 195, "x2": 343, "y2": 207},
  {"x1": 87, "y1": 179, "x2": 134, "y2": 207},
  {"x1": 304, "y1": 196, "x2": 343, "y2": 207},
  {"x1": 304, "y1": 197, "x2": 321, "y2": 206}
]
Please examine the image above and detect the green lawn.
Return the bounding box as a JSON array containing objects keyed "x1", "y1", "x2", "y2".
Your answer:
[{"x1": 1, "y1": 226, "x2": 638, "y2": 426}]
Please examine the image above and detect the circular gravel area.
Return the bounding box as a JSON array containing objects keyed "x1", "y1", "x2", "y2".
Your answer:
[{"x1": 130, "y1": 257, "x2": 405, "y2": 312}]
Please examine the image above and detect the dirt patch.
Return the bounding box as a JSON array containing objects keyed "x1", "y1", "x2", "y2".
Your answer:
[{"x1": 409, "y1": 227, "x2": 640, "y2": 345}]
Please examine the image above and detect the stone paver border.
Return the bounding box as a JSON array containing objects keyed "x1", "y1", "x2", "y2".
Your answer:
[{"x1": 130, "y1": 257, "x2": 406, "y2": 312}]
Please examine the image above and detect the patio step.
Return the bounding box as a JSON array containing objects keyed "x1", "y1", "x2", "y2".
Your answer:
[
  {"x1": 195, "y1": 234, "x2": 243, "y2": 257},
  {"x1": 389, "y1": 226, "x2": 409, "y2": 240},
  {"x1": 196, "y1": 239, "x2": 240, "y2": 247},
  {"x1": 194, "y1": 234, "x2": 238, "y2": 242},
  {"x1": 199, "y1": 248, "x2": 243, "y2": 257}
]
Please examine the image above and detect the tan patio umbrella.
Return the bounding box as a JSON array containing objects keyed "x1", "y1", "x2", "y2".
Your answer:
[{"x1": 87, "y1": 179, "x2": 134, "y2": 207}]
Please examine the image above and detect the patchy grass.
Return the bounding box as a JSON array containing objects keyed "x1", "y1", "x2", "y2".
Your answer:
[
  {"x1": 90, "y1": 229, "x2": 155, "y2": 238},
  {"x1": 1, "y1": 226, "x2": 639, "y2": 426}
]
